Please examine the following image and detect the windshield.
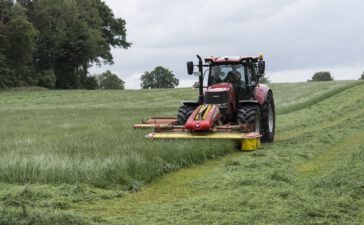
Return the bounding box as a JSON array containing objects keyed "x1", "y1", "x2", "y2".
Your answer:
[{"x1": 209, "y1": 64, "x2": 246, "y2": 85}]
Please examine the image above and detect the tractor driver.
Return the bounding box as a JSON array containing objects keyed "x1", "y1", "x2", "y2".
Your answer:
[{"x1": 225, "y1": 70, "x2": 241, "y2": 85}]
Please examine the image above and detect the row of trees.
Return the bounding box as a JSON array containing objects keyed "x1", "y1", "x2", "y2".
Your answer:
[
  {"x1": 89, "y1": 69, "x2": 363, "y2": 89},
  {"x1": 86, "y1": 70, "x2": 125, "y2": 90},
  {"x1": 311, "y1": 71, "x2": 364, "y2": 81},
  {"x1": 84, "y1": 67, "x2": 180, "y2": 90},
  {"x1": 0, "y1": 0, "x2": 130, "y2": 89}
]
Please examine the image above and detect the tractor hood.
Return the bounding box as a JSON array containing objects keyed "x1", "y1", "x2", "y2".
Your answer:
[
  {"x1": 204, "y1": 82, "x2": 236, "y2": 110},
  {"x1": 207, "y1": 82, "x2": 234, "y2": 92}
]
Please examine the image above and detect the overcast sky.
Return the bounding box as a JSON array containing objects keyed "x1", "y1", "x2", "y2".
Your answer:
[{"x1": 91, "y1": 0, "x2": 364, "y2": 89}]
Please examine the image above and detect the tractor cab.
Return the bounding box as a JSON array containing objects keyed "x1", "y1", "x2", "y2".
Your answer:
[
  {"x1": 208, "y1": 62, "x2": 259, "y2": 102},
  {"x1": 186, "y1": 56, "x2": 264, "y2": 123},
  {"x1": 181, "y1": 54, "x2": 275, "y2": 143}
]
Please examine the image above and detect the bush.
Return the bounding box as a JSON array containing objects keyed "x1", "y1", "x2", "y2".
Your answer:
[
  {"x1": 311, "y1": 71, "x2": 334, "y2": 81},
  {"x1": 85, "y1": 76, "x2": 99, "y2": 90},
  {"x1": 359, "y1": 72, "x2": 364, "y2": 80},
  {"x1": 37, "y1": 69, "x2": 56, "y2": 89},
  {"x1": 98, "y1": 70, "x2": 125, "y2": 90},
  {"x1": 140, "y1": 66, "x2": 179, "y2": 89}
]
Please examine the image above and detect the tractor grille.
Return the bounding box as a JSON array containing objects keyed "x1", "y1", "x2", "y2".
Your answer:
[{"x1": 205, "y1": 91, "x2": 229, "y2": 104}]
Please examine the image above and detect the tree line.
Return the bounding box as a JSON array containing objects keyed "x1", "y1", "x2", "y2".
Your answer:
[
  {"x1": 0, "y1": 0, "x2": 130, "y2": 89},
  {"x1": 310, "y1": 71, "x2": 364, "y2": 82},
  {"x1": 86, "y1": 66, "x2": 180, "y2": 90}
]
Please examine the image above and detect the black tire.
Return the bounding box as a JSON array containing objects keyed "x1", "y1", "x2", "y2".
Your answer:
[
  {"x1": 261, "y1": 91, "x2": 275, "y2": 143},
  {"x1": 177, "y1": 105, "x2": 195, "y2": 125},
  {"x1": 237, "y1": 105, "x2": 261, "y2": 133}
]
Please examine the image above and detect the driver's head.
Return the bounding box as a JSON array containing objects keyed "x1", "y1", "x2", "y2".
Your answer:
[{"x1": 232, "y1": 70, "x2": 241, "y2": 82}]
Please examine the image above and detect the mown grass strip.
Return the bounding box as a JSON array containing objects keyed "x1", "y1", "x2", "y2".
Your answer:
[
  {"x1": 297, "y1": 131, "x2": 364, "y2": 175},
  {"x1": 276, "y1": 81, "x2": 364, "y2": 115}
]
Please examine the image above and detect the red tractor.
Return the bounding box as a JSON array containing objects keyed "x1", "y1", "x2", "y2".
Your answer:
[
  {"x1": 134, "y1": 55, "x2": 275, "y2": 150},
  {"x1": 177, "y1": 55, "x2": 275, "y2": 142}
]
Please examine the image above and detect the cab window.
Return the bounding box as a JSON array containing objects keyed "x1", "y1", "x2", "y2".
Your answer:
[{"x1": 209, "y1": 64, "x2": 246, "y2": 85}]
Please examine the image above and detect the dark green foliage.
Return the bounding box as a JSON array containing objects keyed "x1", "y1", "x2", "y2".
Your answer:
[
  {"x1": 30, "y1": 0, "x2": 100, "y2": 89},
  {"x1": 95, "y1": 0, "x2": 131, "y2": 64},
  {"x1": 85, "y1": 76, "x2": 99, "y2": 90},
  {"x1": 37, "y1": 69, "x2": 56, "y2": 89},
  {"x1": 6, "y1": 5, "x2": 38, "y2": 85},
  {"x1": 98, "y1": 70, "x2": 125, "y2": 90},
  {"x1": 17, "y1": 0, "x2": 32, "y2": 9},
  {"x1": 311, "y1": 71, "x2": 334, "y2": 81},
  {"x1": 1, "y1": 2, "x2": 37, "y2": 87},
  {"x1": 140, "y1": 66, "x2": 179, "y2": 89},
  {"x1": 0, "y1": 0, "x2": 130, "y2": 89},
  {"x1": 0, "y1": 0, "x2": 12, "y2": 25},
  {"x1": 0, "y1": 53, "x2": 15, "y2": 88},
  {"x1": 359, "y1": 72, "x2": 364, "y2": 80}
]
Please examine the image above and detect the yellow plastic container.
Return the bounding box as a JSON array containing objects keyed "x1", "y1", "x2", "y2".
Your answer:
[{"x1": 241, "y1": 138, "x2": 260, "y2": 151}]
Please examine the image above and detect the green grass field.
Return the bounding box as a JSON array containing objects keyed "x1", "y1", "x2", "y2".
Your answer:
[{"x1": 0, "y1": 80, "x2": 363, "y2": 224}]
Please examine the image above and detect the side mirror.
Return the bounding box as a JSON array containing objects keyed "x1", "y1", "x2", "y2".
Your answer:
[
  {"x1": 187, "y1": 61, "x2": 194, "y2": 75},
  {"x1": 258, "y1": 60, "x2": 265, "y2": 75}
]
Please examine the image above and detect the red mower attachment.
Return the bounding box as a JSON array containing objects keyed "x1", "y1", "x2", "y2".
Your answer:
[
  {"x1": 185, "y1": 104, "x2": 221, "y2": 131},
  {"x1": 133, "y1": 104, "x2": 262, "y2": 151}
]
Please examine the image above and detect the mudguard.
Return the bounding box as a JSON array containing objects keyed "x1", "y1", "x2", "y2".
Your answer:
[
  {"x1": 254, "y1": 84, "x2": 271, "y2": 105},
  {"x1": 182, "y1": 101, "x2": 200, "y2": 108}
]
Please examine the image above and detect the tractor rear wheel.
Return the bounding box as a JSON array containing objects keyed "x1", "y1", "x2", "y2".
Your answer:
[
  {"x1": 237, "y1": 105, "x2": 261, "y2": 133},
  {"x1": 261, "y1": 91, "x2": 275, "y2": 142},
  {"x1": 177, "y1": 105, "x2": 195, "y2": 125}
]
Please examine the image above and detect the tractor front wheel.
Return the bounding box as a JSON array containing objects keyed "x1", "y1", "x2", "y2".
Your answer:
[
  {"x1": 177, "y1": 105, "x2": 195, "y2": 125},
  {"x1": 237, "y1": 105, "x2": 261, "y2": 133}
]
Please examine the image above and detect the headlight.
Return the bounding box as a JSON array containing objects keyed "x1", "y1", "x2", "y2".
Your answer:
[{"x1": 216, "y1": 103, "x2": 228, "y2": 108}]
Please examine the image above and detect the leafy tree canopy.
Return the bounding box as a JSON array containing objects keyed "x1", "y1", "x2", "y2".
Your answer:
[
  {"x1": 98, "y1": 70, "x2": 125, "y2": 90},
  {"x1": 140, "y1": 66, "x2": 179, "y2": 89},
  {"x1": 311, "y1": 71, "x2": 334, "y2": 81},
  {"x1": 0, "y1": 0, "x2": 130, "y2": 89},
  {"x1": 359, "y1": 72, "x2": 364, "y2": 80}
]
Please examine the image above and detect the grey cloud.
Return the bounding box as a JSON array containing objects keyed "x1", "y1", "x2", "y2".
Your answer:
[{"x1": 94, "y1": 0, "x2": 364, "y2": 88}]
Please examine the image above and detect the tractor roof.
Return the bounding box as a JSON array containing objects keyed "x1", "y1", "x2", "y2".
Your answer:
[{"x1": 205, "y1": 56, "x2": 262, "y2": 64}]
